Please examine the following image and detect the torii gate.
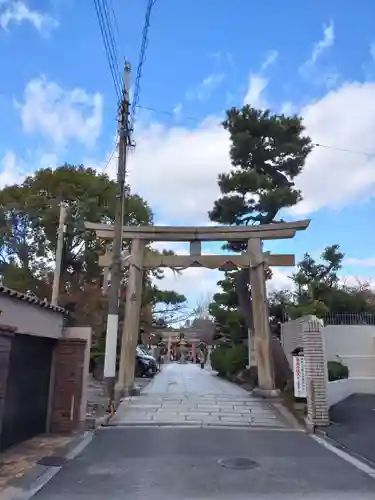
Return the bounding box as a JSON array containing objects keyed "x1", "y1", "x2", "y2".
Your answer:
[{"x1": 85, "y1": 220, "x2": 310, "y2": 397}]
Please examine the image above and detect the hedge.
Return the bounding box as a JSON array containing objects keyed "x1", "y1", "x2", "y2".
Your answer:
[
  {"x1": 211, "y1": 345, "x2": 248, "y2": 378},
  {"x1": 327, "y1": 360, "x2": 349, "y2": 381}
]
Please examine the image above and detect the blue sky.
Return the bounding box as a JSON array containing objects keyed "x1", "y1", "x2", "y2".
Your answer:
[{"x1": 1, "y1": 0, "x2": 375, "y2": 307}]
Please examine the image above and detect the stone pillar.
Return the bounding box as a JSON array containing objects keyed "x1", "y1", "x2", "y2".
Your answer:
[
  {"x1": 0, "y1": 326, "x2": 16, "y2": 449},
  {"x1": 49, "y1": 338, "x2": 86, "y2": 434},
  {"x1": 247, "y1": 328, "x2": 257, "y2": 368},
  {"x1": 248, "y1": 238, "x2": 275, "y2": 392},
  {"x1": 192, "y1": 342, "x2": 196, "y2": 361},
  {"x1": 116, "y1": 239, "x2": 145, "y2": 397},
  {"x1": 167, "y1": 335, "x2": 172, "y2": 362},
  {"x1": 301, "y1": 316, "x2": 329, "y2": 428}
]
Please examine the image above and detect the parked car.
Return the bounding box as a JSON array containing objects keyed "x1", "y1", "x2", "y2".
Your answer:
[{"x1": 135, "y1": 346, "x2": 158, "y2": 378}]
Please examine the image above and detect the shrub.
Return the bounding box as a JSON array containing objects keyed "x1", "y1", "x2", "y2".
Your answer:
[
  {"x1": 210, "y1": 346, "x2": 229, "y2": 376},
  {"x1": 211, "y1": 344, "x2": 248, "y2": 378},
  {"x1": 225, "y1": 345, "x2": 248, "y2": 376},
  {"x1": 328, "y1": 360, "x2": 349, "y2": 381}
]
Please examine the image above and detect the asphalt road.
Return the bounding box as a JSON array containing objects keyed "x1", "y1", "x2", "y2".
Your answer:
[
  {"x1": 328, "y1": 394, "x2": 375, "y2": 464},
  {"x1": 32, "y1": 427, "x2": 375, "y2": 499}
]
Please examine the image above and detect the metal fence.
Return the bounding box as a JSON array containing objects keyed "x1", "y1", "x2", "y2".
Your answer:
[{"x1": 281, "y1": 311, "x2": 375, "y2": 326}]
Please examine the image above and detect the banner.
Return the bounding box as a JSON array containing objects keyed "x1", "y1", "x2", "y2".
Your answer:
[{"x1": 293, "y1": 355, "x2": 307, "y2": 398}]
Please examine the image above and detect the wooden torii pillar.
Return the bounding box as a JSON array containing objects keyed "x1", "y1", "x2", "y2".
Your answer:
[{"x1": 86, "y1": 220, "x2": 310, "y2": 397}]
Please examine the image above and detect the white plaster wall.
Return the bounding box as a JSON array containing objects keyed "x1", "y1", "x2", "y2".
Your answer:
[
  {"x1": 327, "y1": 378, "x2": 375, "y2": 408},
  {"x1": 324, "y1": 325, "x2": 375, "y2": 377},
  {"x1": 0, "y1": 295, "x2": 64, "y2": 339}
]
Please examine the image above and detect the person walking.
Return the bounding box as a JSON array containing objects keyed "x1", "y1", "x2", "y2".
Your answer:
[{"x1": 198, "y1": 349, "x2": 205, "y2": 369}]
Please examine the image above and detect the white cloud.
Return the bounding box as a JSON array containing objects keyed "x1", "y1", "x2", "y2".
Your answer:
[
  {"x1": 123, "y1": 118, "x2": 230, "y2": 223},
  {"x1": 8, "y1": 72, "x2": 375, "y2": 230},
  {"x1": 280, "y1": 101, "x2": 296, "y2": 115},
  {"x1": 243, "y1": 74, "x2": 268, "y2": 108},
  {"x1": 0, "y1": 1, "x2": 58, "y2": 35},
  {"x1": 155, "y1": 267, "x2": 221, "y2": 303},
  {"x1": 261, "y1": 50, "x2": 278, "y2": 70},
  {"x1": 209, "y1": 51, "x2": 234, "y2": 67},
  {"x1": 370, "y1": 42, "x2": 375, "y2": 61},
  {"x1": 0, "y1": 151, "x2": 25, "y2": 188},
  {"x1": 16, "y1": 76, "x2": 103, "y2": 148},
  {"x1": 303, "y1": 21, "x2": 335, "y2": 68},
  {"x1": 173, "y1": 103, "x2": 183, "y2": 120},
  {"x1": 291, "y1": 81, "x2": 375, "y2": 215},
  {"x1": 186, "y1": 73, "x2": 225, "y2": 101},
  {"x1": 345, "y1": 257, "x2": 375, "y2": 267},
  {"x1": 87, "y1": 79, "x2": 375, "y2": 224},
  {"x1": 153, "y1": 265, "x2": 295, "y2": 311}
]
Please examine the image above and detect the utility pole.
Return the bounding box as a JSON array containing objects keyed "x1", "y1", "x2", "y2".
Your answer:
[
  {"x1": 104, "y1": 61, "x2": 131, "y2": 408},
  {"x1": 51, "y1": 202, "x2": 67, "y2": 306}
]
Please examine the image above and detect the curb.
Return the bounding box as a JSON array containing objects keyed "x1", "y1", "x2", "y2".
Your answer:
[
  {"x1": 104, "y1": 420, "x2": 302, "y2": 431},
  {"x1": 272, "y1": 402, "x2": 305, "y2": 431},
  {"x1": 0, "y1": 431, "x2": 95, "y2": 500},
  {"x1": 314, "y1": 428, "x2": 375, "y2": 470},
  {"x1": 85, "y1": 412, "x2": 112, "y2": 430}
]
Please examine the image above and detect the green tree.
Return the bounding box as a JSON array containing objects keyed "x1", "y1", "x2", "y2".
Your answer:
[
  {"x1": 0, "y1": 164, "x2": 153, "y2": 301},
  {"x1": 208, "y1": 270, "x2": 247, "y2": 344},
  {"x1": 288, "y1": 245, "x2": 375, "y2": 320},
  {"x1": 208, "y1": 105, "x2": 312, "y2": 337}
]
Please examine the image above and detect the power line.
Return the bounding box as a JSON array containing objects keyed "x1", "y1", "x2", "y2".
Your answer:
[
  {"x1": 136, "y1": 105, "x2": 375, "y2": 158},
  {"x1": 103, "y1": 148, "x2": 118, "y2": 173},
  {"x1": 107, "y1": 0, "x2": 123, "y2": 52},
  {"x1": 93, "y1": 0, "x2": 122, "y2": 101},
  {"x1": 129, "y1": 0, "x2": 158, "y2": 142},
  {"x1": 314, "y1": 143, "x2": 375, "y2": 157},
  {"x1": 137, "y1": 104, "x2": 200, "y2": 123}
]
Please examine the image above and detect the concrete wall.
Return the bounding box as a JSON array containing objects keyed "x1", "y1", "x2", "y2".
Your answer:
[
  {"x1": 0, "y1": 295, "x2": 64, "y2": 339},
  {"x1": 327, "y1": 378, "x2": 375, "y2": 407},
  {"x1": 281, "y1": 319, "x2": 375, "y2": 409},
  {"x1": 324, "y1": 325, "x2": 375, "y2": 377}
]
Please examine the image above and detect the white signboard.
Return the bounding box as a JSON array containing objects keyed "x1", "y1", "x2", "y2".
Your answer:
[{"x1": 293, "y1": 355, "x2": 307, "y2": 398}]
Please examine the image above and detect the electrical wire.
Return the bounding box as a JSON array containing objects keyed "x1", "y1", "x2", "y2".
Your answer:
[
  {"x1": 314, "y1": 143, "x2": 375, "y2": 157},
  {"x1": 93, "y1": 0, "x2": 122, "y2": 101},
  {"x1": 107, "y1": 0, "x2": 123, "y2": 53},
  {"x1": 103, "y1": 148, "x2": 118, "y2": 173},
  {"x1": 136, "y1": 104, "x2": 375, "y2": 157},
  {"x1": 129, "y1": 0, "x2": 158, "y2": 142}
]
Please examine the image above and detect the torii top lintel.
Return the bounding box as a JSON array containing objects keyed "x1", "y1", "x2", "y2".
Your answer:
[{"x1": 84, "y1": 220, "x2": 310, "y2": 242}]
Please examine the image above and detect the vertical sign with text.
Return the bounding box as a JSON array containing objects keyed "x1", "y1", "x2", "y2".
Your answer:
[{"x1": 293, "y1": 355, "x2": 307, "y2": 398}]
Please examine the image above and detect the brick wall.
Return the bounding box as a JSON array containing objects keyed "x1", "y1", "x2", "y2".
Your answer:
[{"x1": 49, "y1": 338, "x2": 87, "y2": 434}]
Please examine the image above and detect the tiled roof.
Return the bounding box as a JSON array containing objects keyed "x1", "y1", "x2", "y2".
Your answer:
[{"x1": 0, "y1": 285, "x2": 66, "y2": 313}]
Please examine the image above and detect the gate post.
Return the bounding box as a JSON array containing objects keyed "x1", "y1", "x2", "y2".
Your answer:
[
  {"x1": 248, "y1": 238, "x2": 275, "y2": 392},
  {"x1": 49, "y1": 338, "x2": 86, "y2": 434},
  {"x1": 301, "y1": 316, "x2": 329, "y2": 429},
  {"x1": 116, "y1": 238, "x2": 145, "y2": 398}
]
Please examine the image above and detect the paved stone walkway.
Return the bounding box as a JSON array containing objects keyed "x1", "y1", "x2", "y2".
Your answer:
[{"x1": 111, "y1": 363, "x2": 290, "y2": 429}]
